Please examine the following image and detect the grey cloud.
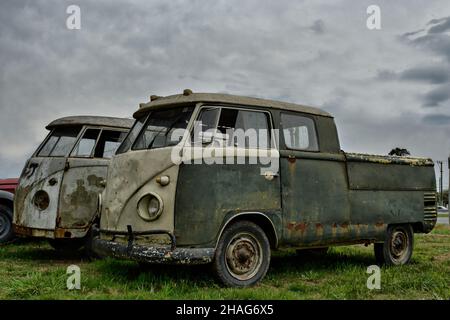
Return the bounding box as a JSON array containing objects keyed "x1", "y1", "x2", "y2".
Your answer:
[
  {"x1": 427, "y1": 16, "x2": 450, "y2": 34},
  {"x1": 423, "y1": 85, "x2": 450, "y2": 107},
  {"x1": 376, "y1": 65, "x2": 449, "y2": 84},
  {"x1": 400, "y1": 66, "x2": 450, "y2": 84},
  {"x1": 376, "y1": 69, "x2": 398, "y2": 81},
  {"x1": 310, "y1": 19, "x2": 325, "y2": 35},
  {"x1": 402, "y1": 16, "x2": 450, "y2": 63},
  {"x1": 423, "y1": 114, "x2": 450, "y2": 125}
]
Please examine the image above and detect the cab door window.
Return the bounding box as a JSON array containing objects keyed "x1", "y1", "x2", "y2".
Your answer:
[
  {"x1": 193, "y1": 107, "x2": 270, "y2": 148},
  {"x1": 94, "y1": 130, "x2": 127, "y2": 158},
  {"x1": 72, "y1": 129, "x2": 101, "y2": 157}
]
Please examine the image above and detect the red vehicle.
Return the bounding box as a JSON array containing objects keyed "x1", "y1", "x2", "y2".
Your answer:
[{"x1": 0, "y1": 178, "x2": 18, "y2": 243}]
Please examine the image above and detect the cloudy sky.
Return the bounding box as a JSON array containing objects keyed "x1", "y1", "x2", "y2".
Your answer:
[{"x1": 1, "y1": 0, "x2": 450, "y2": 186}]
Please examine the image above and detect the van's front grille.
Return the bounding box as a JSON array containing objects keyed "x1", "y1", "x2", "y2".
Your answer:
[{"x1": 424, "y1": 192, "x2": 437, "y2": 222}]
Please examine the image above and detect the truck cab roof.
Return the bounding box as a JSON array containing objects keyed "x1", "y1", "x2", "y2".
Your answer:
[
  {"x1": 46, "y1": 116, "x2": 134, "y2": 130},
  {"x1": 134, "y1": 91, "x2": 332, "y2": 119}
]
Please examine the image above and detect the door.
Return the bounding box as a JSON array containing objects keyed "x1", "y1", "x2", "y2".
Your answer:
[
  {"x1": 58, "y1": 128, "x2": 127, "y2": 231},
  {"x1": 280, "y1": 113, "x2": 350, "y2": 246},
  {"x1": 175, "y1": 106, "x2": 281, "y2": 246},
  {"x1": 14, "y1": 126, "x2": 81, "y2": 231}
]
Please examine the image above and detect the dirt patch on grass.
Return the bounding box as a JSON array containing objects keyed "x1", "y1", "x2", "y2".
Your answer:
[{"x1": 432, "y1": 252, "x2": 450, "y2": 262}]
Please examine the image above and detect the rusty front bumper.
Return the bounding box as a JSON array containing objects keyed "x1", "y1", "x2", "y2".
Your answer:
[
  {"x1": 13, "y1": 224, "x2": 89, "y2": 239},
  {"x1": 92, "y1": 236, "x2": 215, "y2": 265}
]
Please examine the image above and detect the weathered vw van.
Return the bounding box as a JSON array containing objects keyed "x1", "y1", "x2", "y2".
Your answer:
[
  {"x1": 93, "y1": 91, "x2": 436, "y2": 287},
  {"x1": 14, "y1": 116, "x2": 133, "y2": 251}
]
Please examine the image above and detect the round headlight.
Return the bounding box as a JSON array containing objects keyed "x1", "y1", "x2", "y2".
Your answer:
[
  {"x1": 33, "y1": 190, "x2": 50, "y2": 210},
  {"x1": 137, "y1": 193, "x2": 163, "y2": 221}
]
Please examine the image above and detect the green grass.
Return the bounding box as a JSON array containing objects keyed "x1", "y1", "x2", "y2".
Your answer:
[{"x1": 0, "y1": 226, "x2": 449, "y2": 300}]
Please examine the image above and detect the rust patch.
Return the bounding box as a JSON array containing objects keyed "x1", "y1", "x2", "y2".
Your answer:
[
  {"x1": 295, "y1": 222, "x2": 307, "y2": 232},
  {"x1": 315, "y1": 223, "x2": 324, "y2": 237},
  {"x1": 13, "y1": 224, "x2": 33, "y2": 237},
  {"x1": 87, "y1": 175, "x2": 104, "y2": 187},
  {"x1": 54, "y1": 228, "x2": 66, "y2": 238},
  {"x1": 287, "y1": 221, "x2": 308, "y2": 236}
]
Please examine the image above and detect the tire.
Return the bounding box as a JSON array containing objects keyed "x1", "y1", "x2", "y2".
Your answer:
[
  {"x1": 0, "y1": 204, "x2": 14, "y2": 244},
  {"x1": 84, "y1": 225, "x2": 101, "y2": 259},
  {"x1": 48, "y1": 238, "x2": 84, "y2": 253},
  {"x1": 212, "y1": 221, "x2": 271, "y2": 287},
  {"x1": 374, "y1": 224, "x2": 413, "y2": 266}
]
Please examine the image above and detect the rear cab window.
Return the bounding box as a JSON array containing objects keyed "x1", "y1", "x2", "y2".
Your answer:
[{"x1": 281, "y1": 113, "x2": 318, "y2": 151}]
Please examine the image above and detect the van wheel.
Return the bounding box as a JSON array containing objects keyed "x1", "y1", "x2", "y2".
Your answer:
[
  {"x1": 84, "y1": 225, "x2": 100, "y2": 259},
  {"x1": 213, "y1": 221, "x2": 270, "y2": 287},
  {"x1": 374, "y1": 224, "x2": 413, "y2": 265},
  {"x1": 0, "y1": 204, "x2": 14, "y2": 244},
  {"x1": 48, "y1": 238, "x2": 84, "y2": 253}
]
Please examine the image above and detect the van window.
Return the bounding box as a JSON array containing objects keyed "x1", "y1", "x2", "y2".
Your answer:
[
  {"x1": 132, "y1": 106, "x2": 194, "y2": 151},
  {"x1": 72, "y1": 129, "x2": 101, "y2": 157},
  {"x1": 37, "y1": 127, "x2": 80, "y2": 157},
  {"x1": 116, "y1": 116, "x2": 147, "y2": 154},
  {"x1": 281, "y1": 113, "x2": 318, "y2": 151},
  {"x1": 193, "y1": 107, "x2": 270, "y2": 148},
  {"x1": 94, "y1": 130, "x2": 127, "y2": 158}
]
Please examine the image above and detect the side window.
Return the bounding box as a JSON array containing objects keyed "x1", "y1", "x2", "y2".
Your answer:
[
  {"x1": 72, "y1": 129, "x2": 101, "y2": 157},
  {"x1": 94, "y1": 130, "x2": 127, "y2": 158},
  {"x1": 193, "y1": 107, "x2": 270, "y2": 148},
  {"x1": 281, "y1": 113, "x2": 318, "y2": 151}
]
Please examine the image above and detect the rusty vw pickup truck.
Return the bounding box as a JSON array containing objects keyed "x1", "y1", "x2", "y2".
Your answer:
[
  {"x1": 92, "y1": 91, "x2": 436, "y2": 287},
  {"x1": 13, "y1": 116, "x2": 133, "y2": 251}
]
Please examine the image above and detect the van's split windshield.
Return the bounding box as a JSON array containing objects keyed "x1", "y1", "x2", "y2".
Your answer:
[{"x1": 116, "y1": 106, "x2": 194, "y2": 154}]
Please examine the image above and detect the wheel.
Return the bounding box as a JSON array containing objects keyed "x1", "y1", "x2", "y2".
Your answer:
[
  {"x1": 84, "y1": 225, "x2": 101, "y2": 259},
  {"x1": 48, "y1": 238, "x2": 84, "y2": 253},
  {"x1": 374, "y1": 224, "x2": 413, "y2": 265},
  {"x1": 0, "y1": 204, "x2": 14, "y2": 243},
  {"x1": 212, "y1": 221, "x2": 271, "y2": 287}
]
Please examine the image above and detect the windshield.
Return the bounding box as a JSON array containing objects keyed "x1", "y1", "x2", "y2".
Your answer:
[
  {"x1": 37, "y1": 126, "x2": 81, "y2": 157},
  {"x1": 116, "y1": 106, "x2": 194, "y2": 154}
]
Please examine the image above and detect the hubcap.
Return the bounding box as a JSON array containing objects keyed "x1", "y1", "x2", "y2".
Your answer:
[
  {"x1": 225, "y1": 233, "x2": 262, "y2": 281},
  {"x1": 390, "y1": 230, "x2": 408, "y2": 261}
]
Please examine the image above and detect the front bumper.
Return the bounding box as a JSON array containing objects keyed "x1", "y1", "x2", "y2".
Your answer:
[
  {"x1": 13, "y1": 224, "x2": 88, "y2": 239},
  {"x1": 92, "y1": 238, "x2": 214, "y2": 264}
]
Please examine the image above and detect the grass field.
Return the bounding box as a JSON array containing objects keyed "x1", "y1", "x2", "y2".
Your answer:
[{"x1": 0, "y1": 225, "x2": 449, "y2": 300}]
